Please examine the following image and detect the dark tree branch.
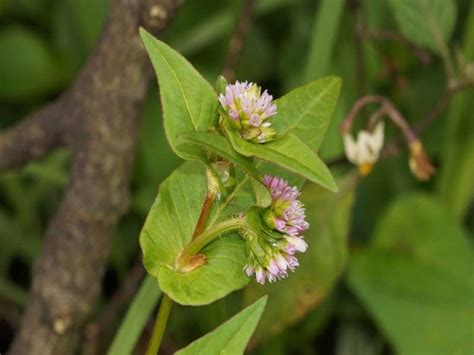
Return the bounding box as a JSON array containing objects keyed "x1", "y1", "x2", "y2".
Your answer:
[
  {"x1": 7, "y1": 0, "x2": 182, "y2": 354},
  {"x1": 222, "y1": 0, "x2": 256, "y2": 81},
  {"x1": 0, "y1": 100, "x2": 65, "y2": 173}
]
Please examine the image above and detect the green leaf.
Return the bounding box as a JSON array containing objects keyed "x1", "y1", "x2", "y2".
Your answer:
[
  {"x1": 244, "y1": 174, "x2": 356, "y2": 341},
  {"x1": 273, "y1": 76, "x2": 341, "y2": 152},
  {"x1": 140, "y1": 162, "x2": 249, "y2": 305},
  {"x1": 0, "y1": 25, "x2": 63, "y2": 100},
  {"x1": 140, "y1": 28, "x2": 219, "y2": 160},
  {"x1": 305, "y1": 2, "x2": 345, "y2": 81},
  {"x1": 224, "y1": 123, "x2": 337, "y2": 192},
  {"x1": 348, "y1": 194, "x2": 474, "y2": 355},
  {"x1": 250, "y1": 177, "x2": 272, "y2": 208},
  {"x1": 175, "y1": 296, "x2": 268, "y2": 354},
  {"x1": 107, "y1": 276, "x2": 162, "y2": 355},
  {"x1": 388, "y1": 0, "x2": 457, "y2": 53}
]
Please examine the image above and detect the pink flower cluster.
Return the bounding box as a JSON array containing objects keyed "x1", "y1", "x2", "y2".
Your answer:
[
  {"x1": 218, "y1": 81, "x2": 277, "y2": 143},
  {"x1": 245, "y1": 176, "x2": 309, "y2": 284},
  {"x1": 263, "y1": 175, "x2": 309, "y2": 237}
]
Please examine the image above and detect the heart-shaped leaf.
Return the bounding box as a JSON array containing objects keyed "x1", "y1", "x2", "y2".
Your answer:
[
  {"x1": 140, "y1": 162, "x2": 249, "y2": 305},
  {"x1": 140, "y1": 29, "x2": 219, "y2": 160},
  {"x1": 175, "y1": 296, "x2": 268, "y2": 354}
]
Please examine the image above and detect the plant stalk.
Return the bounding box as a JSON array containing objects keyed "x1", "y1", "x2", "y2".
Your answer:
[
  {"x1": 184, "y1": 217, "x2": 247, "y2": 257},
  {"x1": 145, "y1": 294, "x2": 173, "y2": 355},
  {"x1": 191, "y1": 166, "x2": 223, "y2": 240}
]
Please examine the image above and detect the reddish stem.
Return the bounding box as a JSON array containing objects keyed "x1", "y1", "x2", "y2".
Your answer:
[{"x1": 191, "y1": 192, "x2": 215, "y2": 240}]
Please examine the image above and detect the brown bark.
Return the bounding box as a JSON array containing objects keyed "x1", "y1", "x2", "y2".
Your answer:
[{"x1": 5, "y1": 0, "x2": 182, "y2": 354}]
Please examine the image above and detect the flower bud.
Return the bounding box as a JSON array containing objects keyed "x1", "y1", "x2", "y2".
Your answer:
[{"x1": 409, "y1": 140, "x2": 436, "y2": 181}]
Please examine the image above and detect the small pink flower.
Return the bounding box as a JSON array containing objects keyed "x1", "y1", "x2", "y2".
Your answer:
[
  {"x1": 255, "y1": 268, "x2": 266, "y2": 285},
  {"x1": 263, "y1": 175, "x2": 309, "y2": 236},
  {"x1": 244, "y1": 265, "x2": 254, "y2": 277},
  {"x1": 219, "y1": 81, "x2": 277, "y2": 143},
  {"x1": 242, "y1": 175, "x2": 309, "y2": 285}
]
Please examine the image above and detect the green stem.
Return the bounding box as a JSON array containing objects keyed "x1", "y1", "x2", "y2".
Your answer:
[
  {"x1": 183, "y1": 217, "x2": 247, "y2": 257},
  {"x1": 145, "y1": 294, "x2": 173, "y2": 355}
]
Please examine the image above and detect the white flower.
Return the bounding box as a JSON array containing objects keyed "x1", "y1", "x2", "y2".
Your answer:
[{"x1": 343, "y1": 121, "x2": 384, "y2": 175}]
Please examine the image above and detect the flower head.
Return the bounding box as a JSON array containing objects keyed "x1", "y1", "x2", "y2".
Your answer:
[
  {"x1": 243, "y1": 231, "x2": 308, "y2": 285},
  {"x1": 242, "y1": 176, "x2": 309, "y2": 285},
  {"x1": 219, "y1": 81, "x2": 277, "y2": 143},
  {"x1": 343, "y1": 121, "x2": 384, "y2": 175},
  {"x1": 262, "y1": 175, "x2": 309, "y2": 236}
]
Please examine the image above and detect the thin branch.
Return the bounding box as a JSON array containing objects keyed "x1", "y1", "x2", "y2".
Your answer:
[
  {"x1": 222, "y1": 0, "x2": 256, "y2": 81},
  {"x1": 0, "y1": 100, "x2": 65, "y2": 173},
  {"x1": 381, "y1": 79, "x2": 474, "y2": 156},
  {"x1": 348, "y1": 0, "x2": 368, "y2": 96},
  {"x1": 414, "y1": 79, "x2": 474, "y2": 133},
  {"x1": 340, "y1": 95, "x2": 417, "y2": 144},
  {"x1": 359, "y1": 29, "x2": 432, "y2": 65},
  {"x1": 338, "y1": 79, "x2": 473, "y2": 175}
]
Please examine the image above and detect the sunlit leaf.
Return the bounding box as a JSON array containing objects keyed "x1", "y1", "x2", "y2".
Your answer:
[
  {"x1": 224, "y1": 123, "x2": 337, "y2": 192},
  {"x1": 140, "y1": 29, "x2": 219, "y2": 160},
  {"x1": 273, "y1": 76, "x2": 341, "y2": 152}
]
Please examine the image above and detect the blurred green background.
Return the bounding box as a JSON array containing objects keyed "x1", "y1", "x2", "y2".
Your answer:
[{"x1": 0, "y1": 0, "x2": 473, "y2": 354}]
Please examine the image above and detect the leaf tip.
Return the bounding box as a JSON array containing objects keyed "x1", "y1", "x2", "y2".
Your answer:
[
  {"x1": 327, "y1": 178, "x2": 339, "y2": 193},
  {"x1": 138, "y1": 26, "x2": 150, "y2": 42},
  {"x1": 328, "y1": 75, "x2": 342, "y2": 91},
  {"x1": 250, "y1": 294, "x2": 269, "y2": 314}
]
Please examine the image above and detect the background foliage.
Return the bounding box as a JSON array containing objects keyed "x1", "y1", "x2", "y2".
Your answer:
[{"x1": 0, "y1": 0, "x2": 472, "y2": 354}]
